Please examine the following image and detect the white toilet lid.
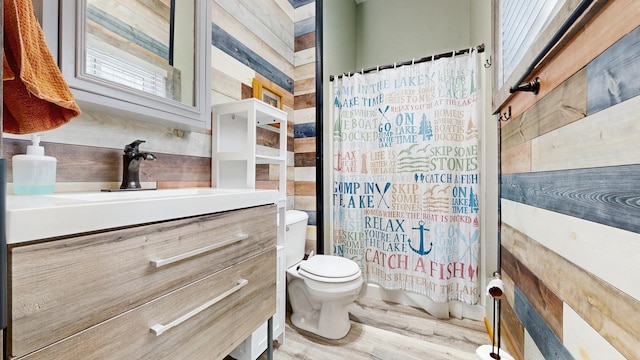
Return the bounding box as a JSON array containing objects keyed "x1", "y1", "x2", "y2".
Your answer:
[{"x1": 298, "y1": 255, "x2": 361, "y2": 282}]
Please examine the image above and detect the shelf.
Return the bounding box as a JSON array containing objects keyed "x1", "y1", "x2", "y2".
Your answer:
[
  {"x1": 256, "y1": 155, "x2": 285, "y2": 164},
  {"x1": 212, "y1": 98, "x2": 287, "y2": 199},
  {"x1": 212, "y1": 98, "x2": 288, "y2": 359}
]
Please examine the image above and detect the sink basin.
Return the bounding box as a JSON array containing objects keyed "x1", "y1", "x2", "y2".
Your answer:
[
  {"x1": 45, "y1": 188, "x2": 239, "y2": 202},
  {"x1": 7, "y1": 187, "x2": 279, "y2": 244}
]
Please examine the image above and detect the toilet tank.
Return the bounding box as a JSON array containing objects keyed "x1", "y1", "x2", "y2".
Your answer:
[{"x1": 282, "y1": 210, "x2": 309, "y2": 268}]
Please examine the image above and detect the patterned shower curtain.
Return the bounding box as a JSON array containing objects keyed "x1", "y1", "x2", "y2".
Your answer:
[{"x1": 332, "y1": 50, "x2": 480, "y2": 305}]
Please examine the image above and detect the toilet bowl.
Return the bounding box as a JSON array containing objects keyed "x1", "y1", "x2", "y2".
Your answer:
[{"x1": 283, "y1": 210, "x2": 363, "y2": 339}]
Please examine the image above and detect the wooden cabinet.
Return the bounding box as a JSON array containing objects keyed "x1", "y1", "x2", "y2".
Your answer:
[
  {"x1": 8, "y1": 205, "x2": 276, "y2": 359},
  {"x1": 212, "y1": 99, "x2": 287, "y2": 359}
]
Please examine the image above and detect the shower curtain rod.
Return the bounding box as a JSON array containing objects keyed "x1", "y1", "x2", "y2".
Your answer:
[{"x1": 329, "y1": 43, "x2": 484, "y2": 81}]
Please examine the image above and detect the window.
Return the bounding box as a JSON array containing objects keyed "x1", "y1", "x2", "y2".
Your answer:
[
  {"x1": 86, "y1": 47, "x2": 167, "y2": 98},
  {"x1": 498, "y1": 0, "x2": 565, "y2": 86}
]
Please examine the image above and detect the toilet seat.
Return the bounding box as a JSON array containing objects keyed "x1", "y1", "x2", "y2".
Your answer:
[{"x1": 298, "y1": 255, "x2": 361, "y2": 283}]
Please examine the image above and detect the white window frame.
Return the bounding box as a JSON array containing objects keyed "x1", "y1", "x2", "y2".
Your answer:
[{"x1": 491, "y1": 0, "x2": 600, "y2": 112}]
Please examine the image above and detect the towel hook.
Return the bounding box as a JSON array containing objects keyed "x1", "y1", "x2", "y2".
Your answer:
[
  {"x1": 498, "y1": 106, "x2": 512, "y2": 122},
  {"x1": 484, "y1": 55, "x2": 492, "y2": 68}
]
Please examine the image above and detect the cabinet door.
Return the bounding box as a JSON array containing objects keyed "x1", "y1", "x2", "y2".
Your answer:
[
  {"x1": 9, "y1": 205, "x2": 275, "y2": 357},
  {"x1": 19, "y1": 250, "x2": 276, "y2": 360}
]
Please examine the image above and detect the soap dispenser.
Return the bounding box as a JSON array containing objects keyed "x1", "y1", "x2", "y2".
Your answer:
[{"x1": 12, "y1": 134, "x2": 57, "y2": 195}]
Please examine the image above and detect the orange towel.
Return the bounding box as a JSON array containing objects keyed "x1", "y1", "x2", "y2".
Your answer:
[{"x1": 3, "y1": 0, "x2": 80, "y2": 134}]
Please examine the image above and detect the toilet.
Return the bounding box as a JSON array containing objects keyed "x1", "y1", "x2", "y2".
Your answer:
[{"x1": 283, "y1": 210, "x2": 363, "y2": 339}]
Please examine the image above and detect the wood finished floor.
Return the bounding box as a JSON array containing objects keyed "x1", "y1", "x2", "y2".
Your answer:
[{"x1": 249, "y1": 297, "x2": 488, "y2": 360}]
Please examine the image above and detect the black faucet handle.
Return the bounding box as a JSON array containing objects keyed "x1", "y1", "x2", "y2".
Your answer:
[{"x1": 124, "y1": 140, "x2": 146, "y2": 155}]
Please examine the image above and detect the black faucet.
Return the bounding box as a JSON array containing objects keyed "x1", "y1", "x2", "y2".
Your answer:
[{"x1": 120, "y1": 140, "x2": 157, "y2": 189}]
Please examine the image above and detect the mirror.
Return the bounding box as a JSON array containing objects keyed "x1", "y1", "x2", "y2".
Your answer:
[
  {"x1": 84, "y1": 0, "x2": 195, "y2": 106},
  {"x1": 56, "y1": 0, "x2": 211, "y2": 129}
]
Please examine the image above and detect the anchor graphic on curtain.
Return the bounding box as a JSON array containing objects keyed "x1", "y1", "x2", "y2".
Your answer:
[{"x1": 408, "y1": 220, "x2": 433, "y2": 255}]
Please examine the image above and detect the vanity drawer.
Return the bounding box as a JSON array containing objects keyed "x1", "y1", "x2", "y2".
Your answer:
[
  {"x1": 20, "y1": 249, "x2": 277, "y2": 360},
  {"x1": 9, "y1": 204, "x2": 276, "y2": 358}
]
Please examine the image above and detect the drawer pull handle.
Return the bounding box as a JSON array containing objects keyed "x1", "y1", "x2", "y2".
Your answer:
[
  {"x1": 150, "y1": 278, "x2": 249, "y2": 336},
  {"x1": 150, "y1": 234, "x2": 249, "y2": 268}
]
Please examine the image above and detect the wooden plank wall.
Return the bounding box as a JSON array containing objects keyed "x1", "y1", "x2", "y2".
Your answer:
[
  {"x1": 292, "y1": 0, "x2": 318, "y2": 253},
  {"x1": 499, "y1": 1, "x2": 640, "y2": 358},
  {"x1": 210, "y1": 0, "x2": 299, "y2": 216}
]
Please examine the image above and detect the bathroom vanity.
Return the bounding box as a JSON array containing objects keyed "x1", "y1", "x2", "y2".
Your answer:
[{"x1": 5, "y1": 188, "x2": 278, "y2": 359}]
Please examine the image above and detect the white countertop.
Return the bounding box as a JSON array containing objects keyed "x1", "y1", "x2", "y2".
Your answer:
[{"x1": 6, "y1": 188, "x2": 279, "y2": 244}]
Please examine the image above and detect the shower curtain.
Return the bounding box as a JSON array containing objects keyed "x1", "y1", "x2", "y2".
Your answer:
[{"x1": 332, "y1": 50, "x2": 481, "y2": 306}]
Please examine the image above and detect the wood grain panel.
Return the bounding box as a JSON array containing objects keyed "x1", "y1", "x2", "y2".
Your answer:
[
  {"x1": 294, "y1": 17, "x2": 315, "y2": 37},
  {"x1": 294, "y1": 122, "x2": 316, "y2": 138},
  {"x1": 9, "y1": 206, "x2": 275, "y2": 357},
  {"x1": 257, "y1": 126, "x2": 282, "y2": 149},
  {"x1": 294, "y1": 93, "x2": 316, "y2": 110},
  {"x1": 562, "y1": 303, "x2": 627, "y2": 359},
  {"x1": 294, "y1": 152, "x2": 316, "y2": 167},
  {"x1": 501, "y1": 164, "x2": 640, "y2": 234},
  {"x1": 294, "y1": 137, "x2": 315, "y2": 153},
  {"x1": 241, "y1": 82, "x2": 253, "y2": 100},
  {"x1": 274, "y1": 0, "x2": 294, "y2": 20},
  {"x1": 294, "y1": 77, "x2": 315, "y2": 96},
  {"x1": 502, "y1": 0, "x2": 639, "y2": 119},
  {"x1": 215, "y1": 0, "x2": 294, "y2": 62},
  {"x1": 294, "y1": 107, "x2": 316, "y2": 124},
  {"x1": 212, "y1": 67, "x2": 243, "y2": 100},
  {"x1": 156, "y1": 181, "x2": 210, "y2": 189},
  {"x1": 2, "y1": 110, "x2": 211, "y2": 158},
  {"x1": 532, "y1": 94, "x2": 640, "y2": 172},
  {"x1": 256, "y1": 164, "x2": 270, "y2": 181},
  {"x1": 500, "y1": 298, "x2": 525, "y2": 360},
  {"x1": 294, "y1": 1, "x2": 315, "y2": 21},
  {"x1": 501, "y1": 247, "x2": 563, "y2": 340},
  {"x1": 513, "y1": 287, "x2": 572, "y2": 359},
  {"x1": 294, "y1": 181, "x2": 316, "y2": 196},
  {"x1": 294, "y1": 62, "x2": 315, "y2": 82},
  {"x1": 501, "y1": 140, "x2": 531, "y2": 175},
  {"x1": 212, "y1": 23, "x2": 294, "y2": 93},
  {"x1": 295, "y1": 31, "x2": 315, "y2": 52},
  {"x1": 211, "y1": 46, "x2": 256, "y2": 90},
  {"x1": 501, "y1": 69, "x2": 586, "y2": 151},
  {"x1": 295, "y1": 48, "x2": 315, "y2": 67},
  {"x1": 501, "y1": 223, "x2": 640, "y2": 359},
  {"x1": 292, "y1": 0, "x2": 314, "y2": 8},
  {"x1": 256, "y1": 180, "x2": 280, "y2": 190},
  {"x1": 3, "y1": 139, "x2": 209, "y2": 183},
  {"x1": 587, "y1": 26, "x2": 640, "y2": 114},
  {"x1": 501, "y1": 271, "x2": 515, "y2": 310},
  {"x1": 288, "y1": 134, "x2": 295, "y2": 152},
  {"x1": 212, "y1": 1, "x2": 294, "y2": 74},
  {"x1": 19, "y1": 250, "x2": 276, "y2": 360},
  {"x1": 501, "y1": 199, "x2": 640, "y2": 301}
]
